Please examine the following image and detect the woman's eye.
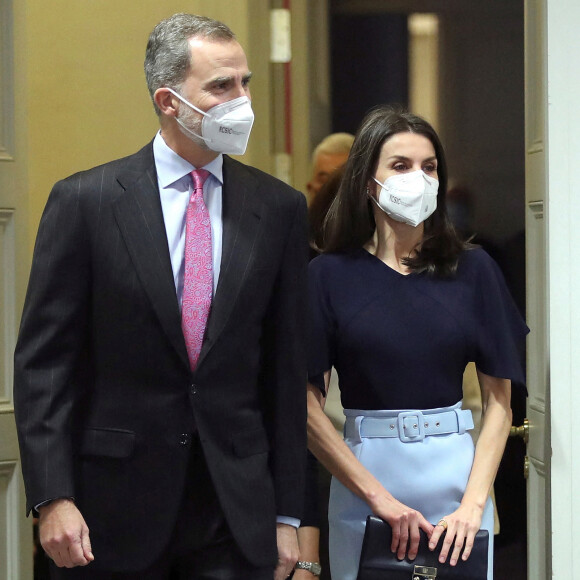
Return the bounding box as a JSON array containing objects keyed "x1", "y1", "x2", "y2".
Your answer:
[
  {"x1": 423, "y1": 164, "x2": 437, "y2": 173},
  {"x1": 393, "y1": 163, "x2": 407, "y2": 171}
]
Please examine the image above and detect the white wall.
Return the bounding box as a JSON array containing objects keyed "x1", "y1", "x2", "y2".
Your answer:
[{"x1": 546, "y1": 0, "x2": 580, "y2": 575}]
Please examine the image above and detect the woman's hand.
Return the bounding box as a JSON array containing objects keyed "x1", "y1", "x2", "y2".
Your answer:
[
  {"x1": 428, "y1": 501, "x2": 484, "y2": 566},
  {"x1": 368, "y1": 493, "x2": 434, "y2": 561}
]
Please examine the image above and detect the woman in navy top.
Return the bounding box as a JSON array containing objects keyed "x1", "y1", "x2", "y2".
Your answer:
[{"x1": 306, "y1": 106, "x2": 528, "y2": 580}]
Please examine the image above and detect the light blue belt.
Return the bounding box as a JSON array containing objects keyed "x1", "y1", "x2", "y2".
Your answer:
[{"x1": 344, "y1": 408, "x2": 474, "y2": 443}]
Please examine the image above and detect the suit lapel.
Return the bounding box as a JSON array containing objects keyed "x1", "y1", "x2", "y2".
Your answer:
[
  {"x1": 113, "y1": 143, "x2": 190, "y2": 370},
  {"x1": 197, "y1": 156, "x2": 263, "y2": 367},
  {"x1": 111, "y1": 148, "x2": 264, "y2": 372}
]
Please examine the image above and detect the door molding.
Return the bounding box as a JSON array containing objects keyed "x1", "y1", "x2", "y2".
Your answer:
[
  {"x1": 0, "y1": 208, "x2": 15, "y2": 407},
  {"x1": 0, "y1": 460, "x2": 21, "y2": 578}
]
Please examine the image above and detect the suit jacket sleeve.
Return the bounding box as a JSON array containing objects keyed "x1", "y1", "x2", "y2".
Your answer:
[
  {"x1": 14, "y1": 176, "x2": 91, "y2": 514},
  {"x1": 260, "y1": 190, "x2": 308, "y2": 520}
]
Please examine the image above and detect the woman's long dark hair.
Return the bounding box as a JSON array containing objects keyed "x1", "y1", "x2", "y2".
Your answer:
[{"x1": 322, "y1": 105, "x2": 469, "y2": 277}]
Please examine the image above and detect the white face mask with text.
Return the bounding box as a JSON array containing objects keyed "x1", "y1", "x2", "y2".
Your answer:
[
  {"x1": 371, "y1": 170, "x2": 439, "y2": 227},
  {"x1": 167, "y1": 88, "x2": 255, "y2": 155}
]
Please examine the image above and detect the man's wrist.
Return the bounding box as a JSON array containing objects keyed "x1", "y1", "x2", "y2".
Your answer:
[
  {"x1": 295, "y1": 561, "x2": 322, "y2": 577},
  {"x1": 35, "y1": 497, "x2": 75, "y2": 514},
  {"x1": 276, "y1": 515, "x2": 300, "y2": 528}
]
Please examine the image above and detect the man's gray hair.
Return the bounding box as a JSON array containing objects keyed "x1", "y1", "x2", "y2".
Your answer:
[{"x1": 144, "y1": 13, "x2": 235, "y2": 115}]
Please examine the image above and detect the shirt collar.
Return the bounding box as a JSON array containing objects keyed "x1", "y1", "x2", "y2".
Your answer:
[{"x1": 153, "y1": 131, "x2": 224, "y2": 188}]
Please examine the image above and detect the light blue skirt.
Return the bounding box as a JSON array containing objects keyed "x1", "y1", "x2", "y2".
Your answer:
[{"x1": 328, "y1": 402, "x2": 494, "y2": 580}]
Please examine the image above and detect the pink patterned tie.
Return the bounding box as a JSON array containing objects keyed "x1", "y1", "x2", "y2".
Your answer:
[{"x1": 182, "y1": 168, "x2": 212, "y2": 370}]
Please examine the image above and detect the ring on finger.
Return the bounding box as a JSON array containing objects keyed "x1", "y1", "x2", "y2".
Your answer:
[{"x1": 437, "y1": 519, "x2": 448, "y2": 531}]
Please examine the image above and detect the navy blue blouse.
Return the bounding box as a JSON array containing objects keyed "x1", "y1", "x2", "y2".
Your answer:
[{"x1": 308, "y1": 248, "x2": 529, "y2": 410}]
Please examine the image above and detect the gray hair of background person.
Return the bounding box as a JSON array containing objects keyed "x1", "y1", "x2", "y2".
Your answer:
[
  {"x1": 323, "y1": 105, "x2": 467, "y2": 277},
  {"x1": 311, "y1": 132, "x2": 355, "y2": 165},
  {"x1": 144, "y1": 13, "x2": 235, "y2": 115}
]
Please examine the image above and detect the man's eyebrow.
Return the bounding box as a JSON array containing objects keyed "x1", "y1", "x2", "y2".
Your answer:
[
  {"x1": 209, "y1": 75, "x2": 234, "y2": 85},
  {"x1": 208, "y1": 71, "x2": 253, "y2": 86}
]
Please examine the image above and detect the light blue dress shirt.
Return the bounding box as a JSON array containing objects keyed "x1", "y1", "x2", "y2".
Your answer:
[{"x1": 153, "y1": 132, "x2": 223, "y2": 302}]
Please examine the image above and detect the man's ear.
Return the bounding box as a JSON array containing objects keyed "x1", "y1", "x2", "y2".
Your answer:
[{"x1": 154, "y1": 88, "x2": 179, "y2": 117}]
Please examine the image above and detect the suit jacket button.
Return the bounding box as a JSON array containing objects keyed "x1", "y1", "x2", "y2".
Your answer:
[
  {"x1": 179, "y1": 434, "x2": 191, "y2": 446},
  {"x1": 190, "y1": 383, "x2": 197, "y2": 395}
]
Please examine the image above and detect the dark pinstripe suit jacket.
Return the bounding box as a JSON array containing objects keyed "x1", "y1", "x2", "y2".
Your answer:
[{"x1": 14, "y1": 141, "x2": 308, "y2": 571}]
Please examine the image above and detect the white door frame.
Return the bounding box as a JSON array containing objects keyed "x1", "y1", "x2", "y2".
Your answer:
[{"x1": 545, "y1": 0, "x2": 580, "y2": 576}]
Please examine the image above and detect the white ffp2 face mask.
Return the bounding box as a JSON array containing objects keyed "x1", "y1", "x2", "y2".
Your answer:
[
  {"x1": 371, "y1": 170, "x2": 439, "y2": 227},
  {"x1": 167, "y1": 88, "x2": 255, "y2": 155}
]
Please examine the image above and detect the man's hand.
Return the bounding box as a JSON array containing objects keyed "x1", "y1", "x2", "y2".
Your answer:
[
  {"x1": 274, "y1": 523, "x2": 300, "y2": 580},
  {"x1": 38, "y1": 499, "x2": 94, "y2": 568}
]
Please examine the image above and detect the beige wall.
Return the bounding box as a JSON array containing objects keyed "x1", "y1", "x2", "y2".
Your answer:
[{"x1": 22, "y1": 0, "x2": 278, "y2": 247}]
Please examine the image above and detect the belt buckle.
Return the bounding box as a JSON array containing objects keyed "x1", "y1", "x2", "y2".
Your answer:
[
  {"x1": 413, "y1": 565, "x2": 437, "y2": 579},
  {"x1": 398, "y1": 411, "x2": 425, "y2": 442}
]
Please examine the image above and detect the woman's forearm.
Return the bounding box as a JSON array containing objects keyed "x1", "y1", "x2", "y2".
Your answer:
[
  {"x1": 307, "y1": 385, "x2": 404, "y2": 511},
  {"x1": 461, "y1": 372, "x2": 512, "y2": 510}
]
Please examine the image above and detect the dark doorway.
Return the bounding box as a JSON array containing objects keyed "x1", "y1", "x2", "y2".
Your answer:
[{"x1": 330, "y1": 12, "x2": 408, "y2": 134}]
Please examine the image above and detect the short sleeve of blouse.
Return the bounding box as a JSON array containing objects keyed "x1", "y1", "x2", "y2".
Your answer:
[
  {"x1": 471, "y1": 249, "x2": 529, "y2": 389},
  {"x1": 307, "y1": 256, "x2": 336, "y2": 394}
]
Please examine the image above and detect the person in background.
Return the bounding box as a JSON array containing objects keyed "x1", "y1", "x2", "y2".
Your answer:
[
  {"x1": 14, "y1": 13, "x2": 307, "y2": 580},
  {"x1": 306, "y1": 133, "x2": 354, "y2": 205},
  {"x1": 306, "y1": 105, "x2": 528, "y2": 580}
]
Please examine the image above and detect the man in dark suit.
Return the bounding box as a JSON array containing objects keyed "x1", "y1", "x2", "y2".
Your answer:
[{"x1": 14, "y1": 13, "x2": 307, "y2": 580}]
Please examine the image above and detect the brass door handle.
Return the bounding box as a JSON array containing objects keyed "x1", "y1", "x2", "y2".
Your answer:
[{"x1": 509, "y1": 418, "x2": 529, "y2": 445}]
